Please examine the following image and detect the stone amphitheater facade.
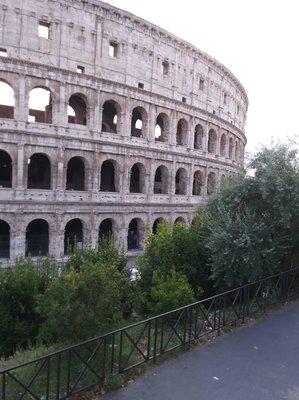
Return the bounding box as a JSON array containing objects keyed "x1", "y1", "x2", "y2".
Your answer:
[{"x1": 0, "y1": 0, "x2": 248, "y2": 263}]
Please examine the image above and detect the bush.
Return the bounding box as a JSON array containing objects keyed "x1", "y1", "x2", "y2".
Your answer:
[
  {"x1": 148, "y1": 269, "x2": 196, "y2": 315},
  {"x1": 37, "y1": 243, "x2": 134, "y2": 343},
  {"x1": 137, "y1": 222, "x2": 209, "y2": 297},
  {"x1": 198, "y1": 143, "x2": 299, "y2": 289},
  {"x1": 0, "y1": 257, "x2": 55, "y2": 357}
]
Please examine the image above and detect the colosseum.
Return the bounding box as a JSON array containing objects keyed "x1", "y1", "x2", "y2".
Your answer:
[{"x1": 0, "y1": 0, "x2": 248, "y2": 264}]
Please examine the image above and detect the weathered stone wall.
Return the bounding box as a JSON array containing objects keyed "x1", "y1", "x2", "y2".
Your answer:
[{"x1": 0, "y1": 0, "x2": 248, "y2": 263}]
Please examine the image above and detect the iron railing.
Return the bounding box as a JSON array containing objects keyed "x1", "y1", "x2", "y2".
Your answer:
[{"x1": 1, "y1": 267, "x2": 298, "y2": 399}]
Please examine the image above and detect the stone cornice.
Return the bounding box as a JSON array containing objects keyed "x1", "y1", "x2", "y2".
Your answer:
[{"x1": 0, "y1": 57, "x2": 247, "y2": 142}]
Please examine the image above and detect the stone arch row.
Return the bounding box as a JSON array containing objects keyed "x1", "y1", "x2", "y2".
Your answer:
[
  {"x1": 0, "y1": 216, "x2": 188, "y2": 260},
  {"x1": 0, "y1": 149, "x2": 219, "y2": 196},
  {"x1": 0, "y1": 79, "x2": 243, "y2": 160}
]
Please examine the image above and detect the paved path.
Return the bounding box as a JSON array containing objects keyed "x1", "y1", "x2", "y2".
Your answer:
[{"x1": 100, "y1": 301, "x2": 299, "y2": 400}]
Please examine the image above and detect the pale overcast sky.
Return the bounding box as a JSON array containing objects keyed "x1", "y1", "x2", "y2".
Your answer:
[{"x1": 106, "y1": 0, "x2": 299, "y2": 154}]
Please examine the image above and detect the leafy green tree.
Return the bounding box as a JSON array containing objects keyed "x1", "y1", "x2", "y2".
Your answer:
[
  {"x1": 199, "y1": 143, "x2": 299, "y2": 289},
  {"x1": 0, "y1": 258, "x2": 55, "y2": 357},
  {"x1": 148, "y1": 269, "x2": 196, "y2": 315},
  {"x1": 37, "y1": 244, "x2": 133, "y2": 343}
]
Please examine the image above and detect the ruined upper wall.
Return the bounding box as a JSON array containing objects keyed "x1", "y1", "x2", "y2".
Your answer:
[{"x1": 0, "y1": 0, "x2": 248, "y2": 131}]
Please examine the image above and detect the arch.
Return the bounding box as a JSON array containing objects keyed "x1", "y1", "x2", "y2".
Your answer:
[
  {"x1": 220, "y1": 133, "x2": 227, "y2": 157},
  {"x1": 154, "y1": 165, "x2": 169, "y2": 194},
  {"x1": 175, "y1": 217, "x2": 186, "y2": 225},
  {"x1": 0, "y1": 220, "x2": 10, "y2": 258},
  {"x1": 127, "y1": 218, "x2": 144, "y2": 250},
  {"x1": 152, "y1": 217, "x2": 164, "y2": 234},
  {"x1": 130, "y1": 163, "x2": 146, "y2": 193},
  {"x1": 176, "y1": 118, "x2": 188, "y2": 146},
  {"x1": 25, "y1": 219, "x2": 49, "y2": 257},
  {"x1": 194, "y1": 124, "x2": 204, "y2": 150},
  {"x1": 102, "y1": 100, "x2": 121, "y2": 133},
  {"x1": 208, "y1": 129, "x2": 217, "y2": 154},
  {"x1": 66, "y1": 157, "x2": 85, "y2": 191},
  {"x1": 229, "y1": 138, "x2": 234, "y2": 159},
  {"x1": 155, "y1": 113, "x2": 169, "y2": 142},
  {"x1": 235, "y1": 140, "x2": 240, "y2": 162},
  {"x1": 98, "y1": 218, "x2": 113, "y2": 243},
  {"x1": 100, "y1": 160, "x2": 117, "y2": 192},
  {"x1": 131, "y1": 107, "x2": 147, "y2": 138},
  {"x1": 175, "y1": 168, "x2": 187, "y2": 195},
  {"x1": 0, "y1": 150, "x2": 12, "y2": 188},
  {"x1": 68, "y1": 93, "x2": 87, "y2": 125},
  {"x1": 207, "y1": 172, "x2": 217, "y2": 195},
  {"x1": 28, "y1": 87, "x2": 52, "y2": 123},
  {"x1": 64, "y1": 218, "x2": 83, "y2": 255},
  {"x1": 192, "y1": 170, "x2": 203, "y2": 196},
  {"x1": 0, "y1": 81, "x2": 15, "y2": 119},
  {"x1": 27, "y1": 153, "x2": 51, "y2": 189}
]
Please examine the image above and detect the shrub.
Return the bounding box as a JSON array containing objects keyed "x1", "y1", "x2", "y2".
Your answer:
[
  {"x1": 137, "y1": 222, "x2": 209, "y2": 298},
  {"x1": 0, "y1": 257, "x2": 55, "y2": 357},
  {"x1": 148, "y1": 269, "x2": 196, "y2": 315},
  {"x1": 198, "y1": 142, "x2": 299, "y2": 289},
  {"x1": 37, "y1": 243, "x2": 133, "y2": 343}
]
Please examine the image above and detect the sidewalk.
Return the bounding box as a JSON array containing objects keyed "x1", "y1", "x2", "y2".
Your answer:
[{"x1": 99, "y1": 301, "x2": 299, "y2": 400}]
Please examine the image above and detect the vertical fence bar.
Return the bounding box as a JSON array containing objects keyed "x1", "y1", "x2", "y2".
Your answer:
[
  {"x1": 46, "y1": 357, "x2": 51, "y2": 400},
  {"x1": 2, "y1": 373, "x2": 5, "y2": 400},
  {"x1": 153, "y1": 317, "x2": 158, "y2": 363},
  {"x1": 188, "y1": 306, "x2": 193, "y2": 347},
  {"x1": 102, "y1": 337, "x2": 107, "y2": 382},
  {"x1": 56, "y1": 353, "x2": 61, "y2": 400},
  {"x1": 110, "y1": 333, "x2": 115, "y2": 374},
  {"x1": 160, "y1": 316, "x2": 164, "y2": 355},
  {"x1": 66, "y1": 350, "x2": 71, "y2": 396},
  {"x1": 118, "y1": 331, "x2": 123, "y2": 373},
  {"x1": 147, "y1": 321, "x2": 151, "y2": 361}
]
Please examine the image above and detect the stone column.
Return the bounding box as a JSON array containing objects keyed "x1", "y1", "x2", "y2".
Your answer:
[
  {"x1": 15, "y1": 76, "x2": 26, "y2": 122},
  {"x1": 147, "y1": 103, "x2": 156, "y2": 144}
]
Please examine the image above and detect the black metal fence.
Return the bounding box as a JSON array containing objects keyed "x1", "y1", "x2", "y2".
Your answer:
[{"x1": 1, "y1": 267, "x2": 299, "y2": 400}]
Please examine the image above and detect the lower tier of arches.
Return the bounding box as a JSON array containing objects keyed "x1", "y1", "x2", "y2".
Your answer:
[{"x1": 0, "y1": 206, "x2": 194, "y2": 263}]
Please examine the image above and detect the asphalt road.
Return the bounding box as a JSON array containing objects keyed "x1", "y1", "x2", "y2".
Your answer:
[{"x1": 99, "y1": 300, "x2": 299, "y2": 400}]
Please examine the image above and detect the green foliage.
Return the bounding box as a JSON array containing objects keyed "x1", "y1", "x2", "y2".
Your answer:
[
  {"x1": 37, "y1": 244, "x2": 133, "y2": 343},
  {"x1": 0, "y1": 257, "x2": 55, "y2": 357},
  {"x1": 149, "y1": 269, "x2": 196, "y2": 315},
  {"x1": 206, "y1": 208, "x2": 289, "y2": 287},
  {"x1": 199, "y1": 143, "x2": 299, "y2": 289},
  {"x1": 137, "y1": 222, "x2": 208, "y2": 295}
]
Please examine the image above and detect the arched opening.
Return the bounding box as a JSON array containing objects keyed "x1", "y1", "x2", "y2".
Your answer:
[
  {"x1": 152, "y1": 218, "x2": 163, "y2": 234},
  {"x1": 175, "y1": 217, "x2": 185, "y2": 225},
  {"x1": 176, "y1": 119, "x2": 188, "y2": 146},
  {"x1": 235, "y1": 141, "x2": 240, "y2": 162},
  {"x1": 64, "y1": 219, "x2": 83, "y2": 255},
  {"x1": 207, "y1": 172, "x2": 216, "y2": 195},
  {"x1": 154, "y1": 165, "x2": 169, "y2": 194},
  {"x1": 102, "y1": 100, "x2": 119, "y2": 133},
  {"x1": 66, "y1": 157, "x2": 85, "y2": 191},
  {"x1": 68, "y1": 94, "x2": 87, "y2": 125},
  {"x1": 25, "y1": 219, "x2": 49, "y2": 257},
  {"x1": 127, "y1": 218, "x2": 144, "y2": 250},
  {"x1": 100, "y1": 160, "x2": 116, "y2": 192},
  {"x1": 229, "y1": 138, "x2": 234, "y2": 159},
  {"x1": 193, "y1": 170, "x2": 203, "y2": 196},
  {"x1": 28, "y1": 87, "x2": 52, "y2": 123},
  {"x1": 131, "y1": 107, "x2": 146, "y2": 138},
  {"x1": 0, "y1": 150, "x2": 12, "y2": 188},
  {"x1": 220, "y1": 134, "x2": 227, "y2": 157},
  {"x1": 98, "y1": 219, "x2": 113, "y2": 243},
  {"x1": 175, "y1": 168, "x2": 187, "y2": 195},
  {"x1": 208, "y1": 129, "x2": 217, "y2": 154},
  {"x1": 130, "y1": 163, "x2": 145, "y2": 193},
  {"x1": 194, "y1": 124, "x2": 204, "y2": 150},
  {"x1": 0, "y1": 220, "x2": 10, "y2": 258},
  {"x1": 155, "y1": 113, "x2": 169, "y2": 142},
  {"x1": 0, "y1": 81, "x2": 14, "y2": 119},
  {"x1": 27, "y1": 153, "x2": 51, "y2": 189}
]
